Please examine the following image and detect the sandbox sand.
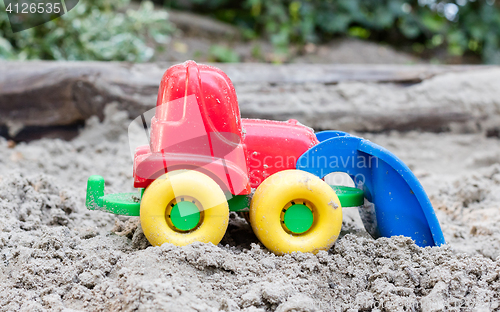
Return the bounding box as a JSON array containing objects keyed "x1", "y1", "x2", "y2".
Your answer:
[{"x1": 1, "y1": 105, "x2": 499, "y2": 311}]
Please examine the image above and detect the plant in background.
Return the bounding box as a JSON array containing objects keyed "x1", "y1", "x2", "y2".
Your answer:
[
  {"x1": 0, "y1": 0, "x2": 175, "y2": 61},
  {"x1": 449, "y1": 0, "x2": 500, "y2": 64},
  {"x1": 170, "y1": 0, "x2": 500, "y2": 64},
  {"x1": 209, "y1": 44, "x2": 240, "y2": 62},
  {"x1": 1, "y1": 0, "x2": 499, "y2": 63},
  {"x1": 246, "y1": 0, "x2": 500, "y2": 63}
]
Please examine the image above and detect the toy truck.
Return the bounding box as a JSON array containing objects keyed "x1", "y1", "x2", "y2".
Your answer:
[{"x1": 86, "y1": 61, "x2": 445, "y2": 255}]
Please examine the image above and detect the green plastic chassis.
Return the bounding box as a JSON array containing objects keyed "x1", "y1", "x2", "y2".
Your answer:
[{"x1": 85, "y1": 175, "x2": 364, "y2": 217}]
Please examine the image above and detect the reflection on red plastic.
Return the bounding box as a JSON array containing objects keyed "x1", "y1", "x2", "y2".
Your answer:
[
  {"x1": 133, "y1": 61, "x2": 318, "y2": 195},
  {"x1": 243, "y1": 119, "x2": 318, "y2": 188}
]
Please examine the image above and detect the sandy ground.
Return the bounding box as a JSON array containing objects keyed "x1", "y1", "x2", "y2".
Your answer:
[{"x1": 1, "y1": 105, "x2": 500, "y2": 311}]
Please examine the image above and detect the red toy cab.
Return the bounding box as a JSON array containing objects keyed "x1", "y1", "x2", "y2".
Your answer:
[{"x1": 133, "y1": 61, "x2": 318, "y2": 195}]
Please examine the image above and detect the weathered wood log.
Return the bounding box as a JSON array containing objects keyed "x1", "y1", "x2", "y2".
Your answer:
[{"x1": 0, "y1": 61, "x2": 499, "y2": 137}]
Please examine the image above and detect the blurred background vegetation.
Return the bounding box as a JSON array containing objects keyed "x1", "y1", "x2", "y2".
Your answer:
[
  {"x1": 0, "y1": 0, "x2": 499, "y2": 63},
  {"x1": 0, "y1": 0, "x2": 174, "y2": 61}
]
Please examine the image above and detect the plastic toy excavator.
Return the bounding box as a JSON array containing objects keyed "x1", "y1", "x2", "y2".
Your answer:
[{"x1": 86, "y1": 61, "x2": 445, "y2": 255}]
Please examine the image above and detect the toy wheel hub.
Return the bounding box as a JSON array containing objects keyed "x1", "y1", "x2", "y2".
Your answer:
[
  {"x1": 282, "y1": 202, "x2": 314, "y2": 234},
  {"x1": 168, "y1": 199, "x2": 201, "y2": 231}
]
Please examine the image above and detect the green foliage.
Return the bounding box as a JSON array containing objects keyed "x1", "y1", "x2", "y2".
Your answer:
[
  {"x1": 171, "y1": 0, "x2": 500, "y2": 64},
  {"x1": 0, "y1": 0, "x2": 174, "y2": 61},
  {"x1": 209, "y1": 44, "x2": 240, "y2": 62}
]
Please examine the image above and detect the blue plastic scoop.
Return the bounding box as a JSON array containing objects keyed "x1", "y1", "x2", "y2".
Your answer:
[{"x1": 297, "y1": 130, "x2": 445, "y2": 247}]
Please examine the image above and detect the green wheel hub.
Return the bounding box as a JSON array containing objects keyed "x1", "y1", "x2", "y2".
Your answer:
[
  {"x1": 330, "y1": 185, "x2": 364, "y2": 207},
  {"x1": 283, "y1": 204, "x2": 313, "y2": 234},
  {"x1": 170, "y1": 201, "x2": 200, "y2": 231}
]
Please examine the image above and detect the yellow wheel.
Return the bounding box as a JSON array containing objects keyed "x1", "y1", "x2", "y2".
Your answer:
[
  {"x1": 140, "y1": 170, "x2": 229, "y2": 247},
  {"x1": 250, "y1": 170, "x2": 342, "y2": 255}
]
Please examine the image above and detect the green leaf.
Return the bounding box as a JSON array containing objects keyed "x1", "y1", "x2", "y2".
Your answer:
[
  {"x1": 399, "y1": 18, "x2": 421, "y2": 39},
  {"x1": 209, "y1": 45, "x2": 240, "y2": 62},
  {"x1": 348, "y1": 26, "x2": 370, "y2": 39},
  {"x1": 421, "y1": 12, "x2": 446, "y2": 32}
]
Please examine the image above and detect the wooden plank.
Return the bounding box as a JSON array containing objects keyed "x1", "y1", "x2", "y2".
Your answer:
[
  {"x1": 0, "y1": 61, "x2": 498, "y2": 137},
  {"x1": 217, "y1": 63, "x2": 494, "y2": 84}
]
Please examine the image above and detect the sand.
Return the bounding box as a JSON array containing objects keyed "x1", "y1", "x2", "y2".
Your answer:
[{"x1": 1, "y1": 104, "x2": 500, "y2": 311}]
